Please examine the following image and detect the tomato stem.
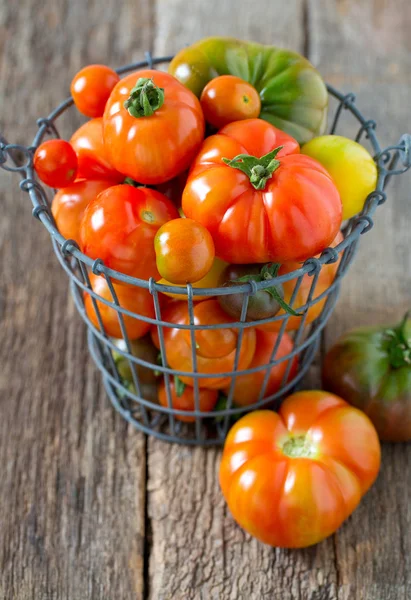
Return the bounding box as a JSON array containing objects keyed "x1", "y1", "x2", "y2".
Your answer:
[
  {"x1": 124, "y1": 77, "x2": 165, "y2": 118},
  {"x1": 222, "y1": 146, "x2": 283, "y2": 190},
  {"x1": 282, "y1": 435, "x2": 317, "y2": 458},
  {"x1": 385, "y1": 311, "x2": 411, "y2": 368}
]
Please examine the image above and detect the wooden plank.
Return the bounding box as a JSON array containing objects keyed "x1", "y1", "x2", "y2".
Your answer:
[
  {"x1": 148, "y1": 2, "x2": 340, "y2": 599},
  {"x1": 0, "y1": 1, "x2": 153, "y2": 598},
  {"x1": 310, "y1": 1, "x2": 411, "y2": 599}
]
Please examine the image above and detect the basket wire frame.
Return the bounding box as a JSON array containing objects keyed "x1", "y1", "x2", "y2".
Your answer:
[{"x1": 1, "y1": 53, "x2": 411, "y2": 446}]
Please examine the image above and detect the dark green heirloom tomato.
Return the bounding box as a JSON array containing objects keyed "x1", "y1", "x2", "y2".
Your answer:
[
  {"x1": 322, "y1": 314, "x2": 411, "y2": 442},
  {"x1": 112, "y1": 335, "x2": 159, "y2": 386},
  {"x1": 169, "y1": 36, "x2": 328, "y2": 144},
  {"x1": 218, "y1": 263, "x2": 297, "y2": 322}
]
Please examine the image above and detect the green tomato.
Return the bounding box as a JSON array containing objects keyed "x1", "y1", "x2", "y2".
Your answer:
[
  {"x1": 112, "y1": 335, "x2": 158, "y2": 385},
  {"x1": 302, "y1": 135, "x2": 378, "y2": 220}
]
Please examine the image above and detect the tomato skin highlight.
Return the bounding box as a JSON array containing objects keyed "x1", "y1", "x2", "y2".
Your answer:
[
  {"x1": 34, "y1": 140, "x2": 78, "y2": 189},
  {"x1": 80, "y1": 185, "x2": 179, "y2": 281},
  {"x1": 103, "y1": 69, "x2": 205, "y2": 184},
  {"x1": 182, "y1": 119, "x2": 342, "y2": 264},
  {"x1": 154, "y1": 218, "x2": 215, "y2": 284},
  {"x1": 85, "y1": 273, "x2": 155, "y2": 340},
  {"x1": 158, "y1": 380, "x2": 218, "y2": 422},
  {"x1": 220, "y1": 391, "x2": 381, "y2": 548},
  {"x1": 71, "y1": 64, "x2": 120, "y2": 118},
  {"x1": 70, "y1": 118, "x2": 124, "y2": 182},
  {"x1": 200, "y1": 75, "x2": 261, "y2": 129}
]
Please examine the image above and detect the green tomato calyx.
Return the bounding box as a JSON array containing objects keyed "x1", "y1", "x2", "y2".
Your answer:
[
  {"x1": 222, "y1": 146, "x2": 283, "y2": 190},
  {"x1": 124, "y1": 77, "x2": 165, "y2": 118},
  {"x1": 385, "y1": 311, "x2": 411, "y2": 369},
  {"x1": 282, "y1": 435, "x2": 317, "y2": 458}
]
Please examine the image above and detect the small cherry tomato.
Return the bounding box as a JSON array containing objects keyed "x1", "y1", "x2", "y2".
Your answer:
[
  {"x1": 200, "y1": 75, "x2": 261, "y2": 129},
  {"x1": 70, "y1": 118, "x2": 123, "y2": 182},
  {"x1": 34, "y1": 140, "x2": 78, "y2": 188},
  {"x1": 51, "y1": 179, "x2": 112, "y2": 245},
  {"x1": 157, "y1": 257, "x2": 228, "y2": 301},
  {"x1": 71, "y1": 64, "x2": 120, "y2": 118},
  {"x1": 158, "y1": 378, "x2": 218, "y2": 422},
  {"x1": 154, "y1": 218, "x2": 215, "y2": 284},
  {"x1": 85, "y1": 273, "x2": 155, "y2": 339},
  {"x1": 220, "y1": 391, "x2": 381, "y2": 548},
  {"x1": 80, "y1": 185, "x2": 179, "y2": 281}
]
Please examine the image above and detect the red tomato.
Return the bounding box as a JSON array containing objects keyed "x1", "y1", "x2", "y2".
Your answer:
[
  {"x1": 71, "y1": 64, "x2": 120, "y2": 118},
  {"x1": 153, "y1": 300, "x2": 256, "y2": 389},
  {"x1": 158, "y1": 379, "x2": 218, "y2": 422},
  {"x1": 80, "y1": 185, "x2": 179, "y2": 281},
  {"x1": 183, "y1": 119, "x2": 342, "y2": 263},
  {"x1": 257, "y1": 232, "x2": 343, "y2": 332},
  {"x1": 85, "y1": 273, "x2": 155, "y2": 339},
  {"x1": 220, "y1": 391, "x2": 381, "y2": 548},
  {"x1": 154, "y1": 218, "x2": 215, "y2": 284},
  {"x1": 34, "y1": 140, "x2": 77, "y2": 188},
  {"x1": 51, "y1": 179, "x2": 112, "y2": 245},
  {"x1": 70, "y1": 118, "x2": 123, "y2": 182},
  {"x1": 200, "y1": 75, "x2": 261, "y2": 129},
  {"x1": 226, "y1": 330, "x2": 297, "y2": 406},
  {"x1": 103, "y1": 69, "x2": 205, "y2": 184}
]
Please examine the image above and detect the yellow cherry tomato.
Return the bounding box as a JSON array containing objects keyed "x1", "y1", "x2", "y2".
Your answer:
[
  {"x1": 302, "y1": 135, "x2": 378, "y2": 220},
  {"x1": 158, "y1": 257, "x2": 228, "y2": 301}
]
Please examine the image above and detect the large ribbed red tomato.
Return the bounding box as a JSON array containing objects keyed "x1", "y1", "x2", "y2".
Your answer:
[
  {"x1": 103, "y1": 70, "x2": 205, "y2": 184},
  {"x1": 182, "y1": 119, "x2": 342, "y2": 263}
]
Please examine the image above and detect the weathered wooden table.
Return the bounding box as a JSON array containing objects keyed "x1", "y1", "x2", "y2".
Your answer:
[{"x1": 1, "y1": 1, "x2": 410, "y2": 598}]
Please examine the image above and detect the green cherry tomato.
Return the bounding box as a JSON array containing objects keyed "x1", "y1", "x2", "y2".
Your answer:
[{"x1": 112, "y1": 335, "x2": 159, "y2": 386}]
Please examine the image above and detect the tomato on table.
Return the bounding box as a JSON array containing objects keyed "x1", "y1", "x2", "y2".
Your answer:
[
  {"x1": 257, "y1": 232, "x2": 343, "y2": 332},
  {"x1": 34, "y1": 140, "x2": 78, "y2": 188},
  {"x1": 80, "y1": 184, "x2": 179, "y2": 281},
  {"x1": 220, "y1": 390, "x2": 381, "y2": 548},
  {"x1": 157, "y1": 257, "x2": 228, "y2": 301},
  {"x1": 200, "y1": 75, "x2": 261, "y2": 129},
  {"x1": 51, "y1": 179, "x2": 112, "y2": 245},
  {"x1": 182, "y1": 119, "x2": 342, "y2": 264},
  {"x1": 103, "y1": 70, "x2": 205, "y2": 184},
  {"x1": 154, "y1": 218, "x2": 215, "y2": 284},
  {"x1": 152, "y1": 300, "x2": 256, "y2": 389},
  {"x1": 70, "y1": 117, "x2": 124, "y2": 182},
  {"x1": 226, "y1": 329, "x2": 297, "y2": 406},
  {"x1": 158, "y1": 378, "x2": 218, "y2": 422},
  {"x1": 85, "y1": 273, "x2": 155, "y2": 339},
  {"x1": 71, "y1": 64, "x2": 120, "y2": 118}
]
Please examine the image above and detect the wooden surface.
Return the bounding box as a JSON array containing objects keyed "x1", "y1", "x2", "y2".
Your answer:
[{"x1": 0, "y1": 0, "x2": 410, "y2": 598}]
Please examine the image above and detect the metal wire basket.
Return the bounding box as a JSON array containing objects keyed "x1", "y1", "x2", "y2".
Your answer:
[{"x1": 2, "y1": 53, "x2": 411, "y2": 446}]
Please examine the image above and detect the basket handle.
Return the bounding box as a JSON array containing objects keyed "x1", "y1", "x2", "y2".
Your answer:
[{"x1": 376, "y1": 134, "x2": 411, "y2": 178}]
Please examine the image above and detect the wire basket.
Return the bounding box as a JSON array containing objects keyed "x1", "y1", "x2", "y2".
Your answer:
[{"x1": 1, "y1": 53, "x2": 411, "y2": 446}]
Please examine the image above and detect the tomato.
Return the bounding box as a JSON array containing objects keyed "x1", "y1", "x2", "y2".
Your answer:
[
  {"x1": 257, "y1": 232, "x2": 343, "y2": 332},
  {"x1": 302, "y1": 135, "x2": 378, "y2": 221},
  {"x1": 226, "y1": 330, "x2": 297, "y2": 406},
  {"x1": 80, "y1": 185, "x2": 179, "y2": 281},
  {"x1": 200, "y1": 75, "x2": 261, "y2": 129},
  {"x1": 85, "y1": 273, "x2": 155, "y2": 339},
  {"x1": 154, "y1": 218, "x2": 215, "y2": 284},
  {"x1": 158, "y1": 378, "x2": 218, "y2": 422},
  {"x1": 155, "y1": 300, "x2": 256, "y2": 389},
  {"x1": 34, "y1": 140, "x2": 77, "y2": 188},
  {"x1": 112, "y1": 335, "x2": 159, "y2": 386},
  {"x1": 220, "y1": 390, "x2": 381, "y2": 548},
  {"x1": 169, "y1": 37, "x2": 328, "y2": 144},
  {"x1": 157, "y1": 257, "x2": 228, "y2": 301},
  {"x1": 155, "y1": 171, "x2": 188, "y2": 208},
  {"x1": 70, "y1": 118, "x2": 123, "y2": 182},
  {"x1": 71, "y1": 64, "x2": 120, "y2": 118},
  {"x1": 323, "y1": 314, "x2": 411, "y2": 442},
  {"x1": 103, "y1": 70, "x2": 205, "y2": 184},
  {"x1": 51, "y1": 179, "x2": 112, "y2": 245},
  {"x1": 182, "y1": 119, "x2": 342, "y2": 264}
]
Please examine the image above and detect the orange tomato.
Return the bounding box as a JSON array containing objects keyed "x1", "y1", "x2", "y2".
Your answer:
[
  {"x1": 220, "y1": 390, "x2": 381, "y2": 548},
  {"x1": 158, "y1": 379, "x2": 218, "y2": 422},
  {"x1": 200, "y1": 75, "x2": 261, "y2": 129},
  {"x1": 71, "y1": 64, "x2": 120, "y2": 118},
  {"x1": 154, "y1": 218, "x2": 215, "y2": 284},
  {"x1": 157, "y1": 257, "x2": 228, "y2": 301},
  {"x1": 226, "y1": 330, "x2": 297, "y2": 406},
  {"x1": 85, "y1": 273, "x2": 155, "y2": 339},
  {"x1": 257, "y1": 232, "x2": 343, "y2": 332},
  {"x1": 153, "y1": 300, "x2": 256, "y2": 389}
]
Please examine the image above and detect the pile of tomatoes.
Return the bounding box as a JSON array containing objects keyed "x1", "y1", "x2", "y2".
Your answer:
[{"x1": 32, "y1": 37, "x2": 402, "y2": 549}]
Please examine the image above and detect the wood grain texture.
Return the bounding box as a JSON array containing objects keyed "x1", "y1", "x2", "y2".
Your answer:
[{"x1": 0, "y1": 1, "x2": 153, "y2": 599}]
